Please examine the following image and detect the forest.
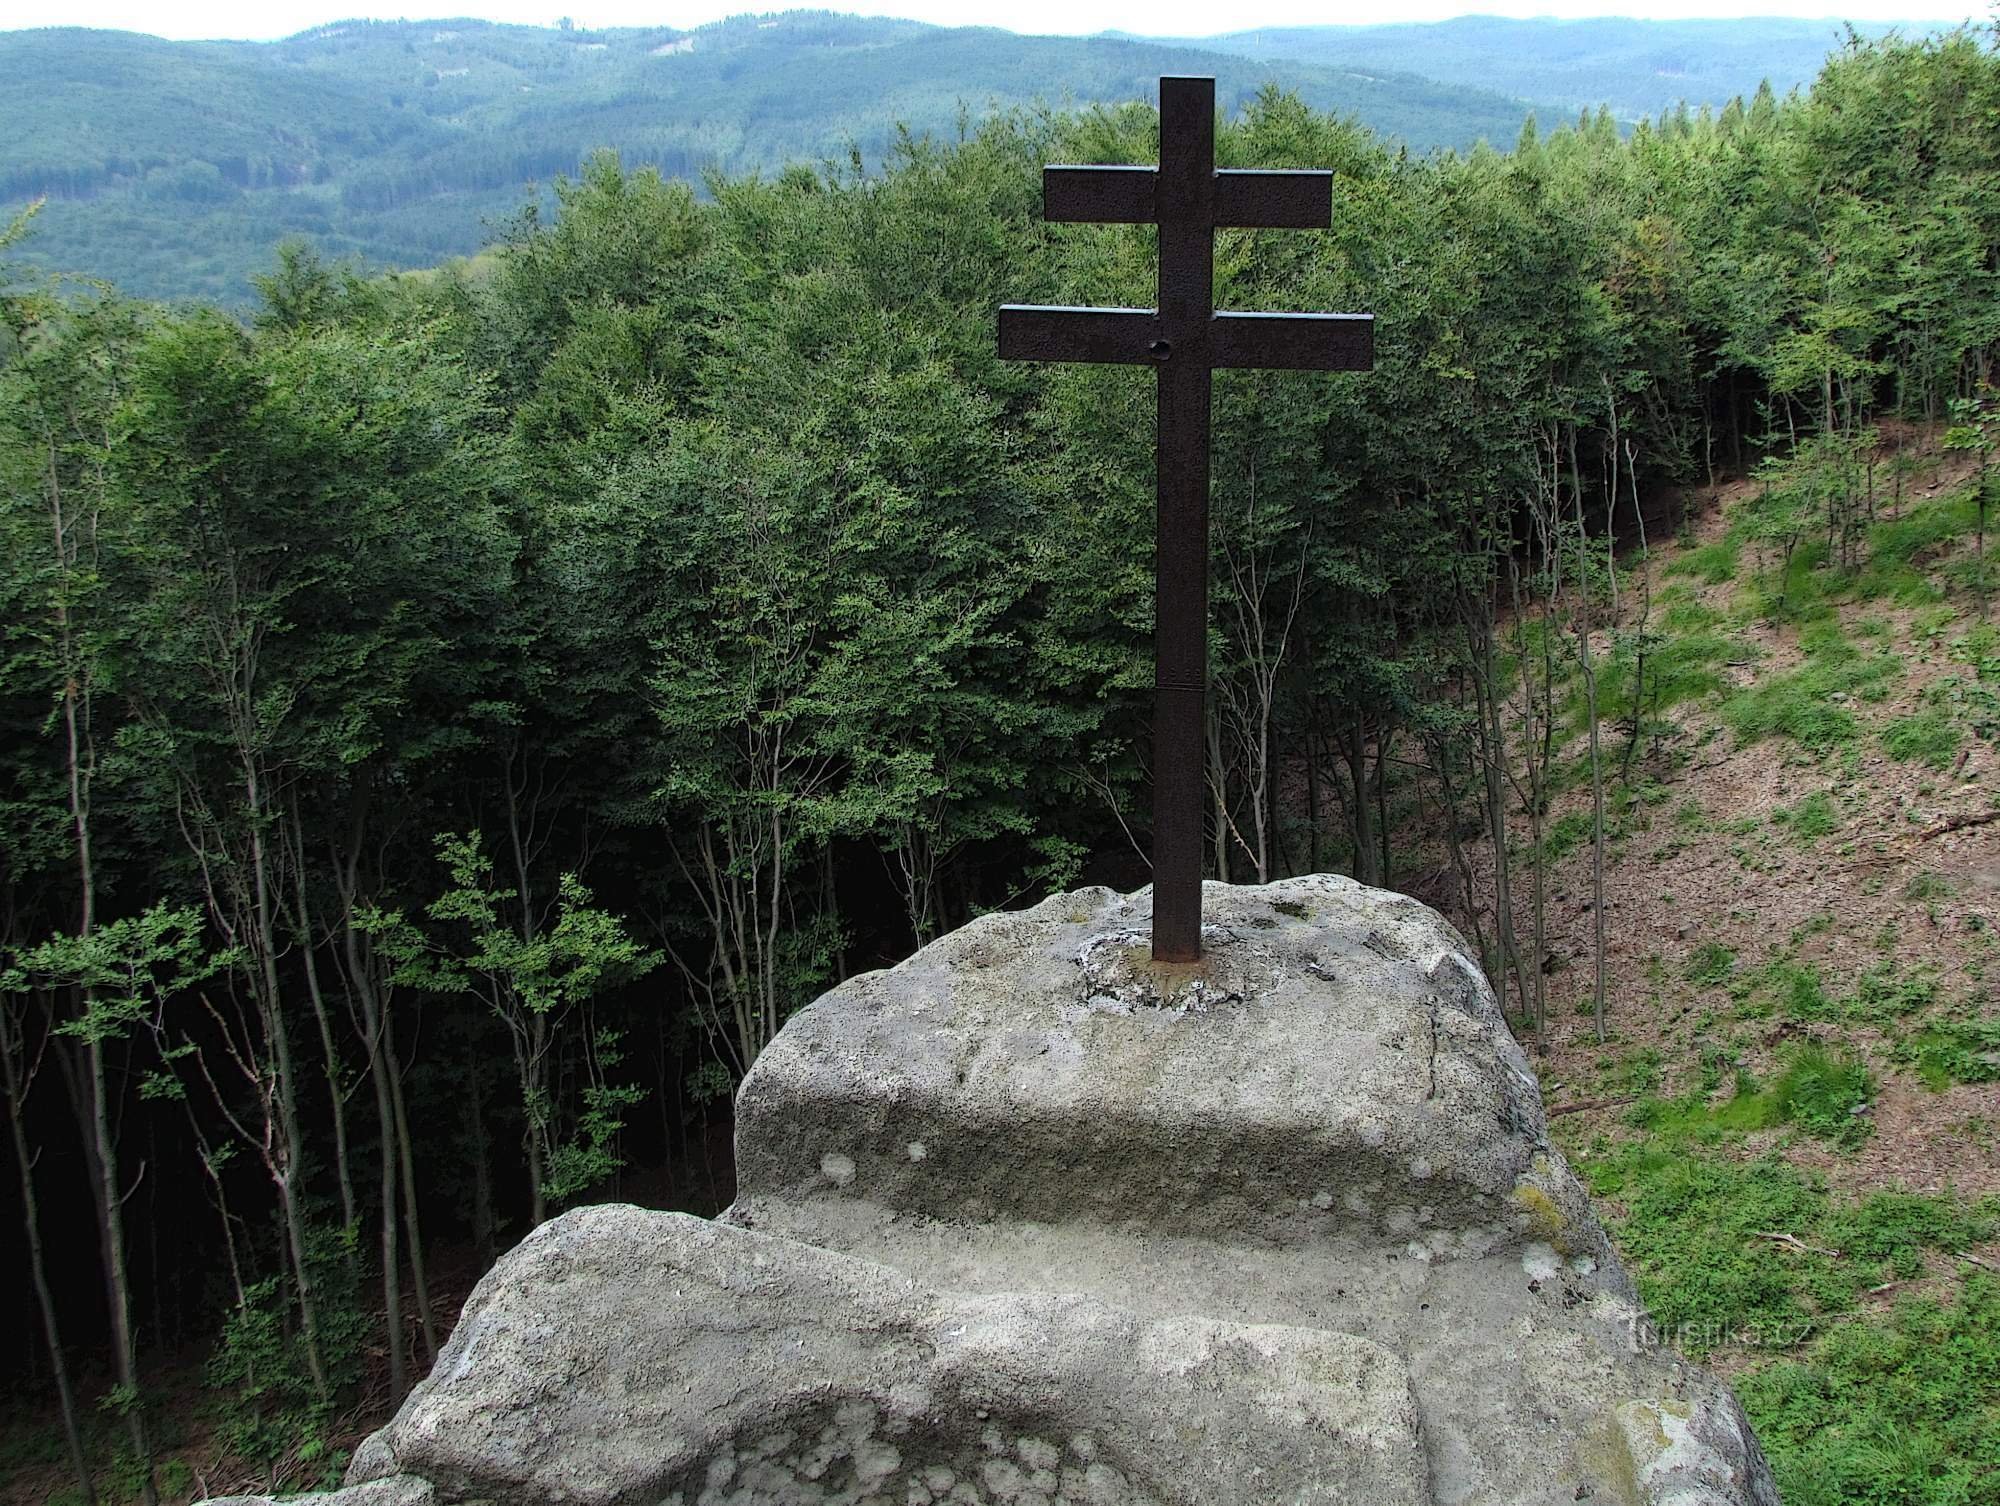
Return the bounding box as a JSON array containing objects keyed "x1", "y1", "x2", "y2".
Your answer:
[
  {"x1": 0, "y1": 12, "x2": 1921, "y2": 307},
  {"x1": 0, "y1": 10, "x2": 1555, "y2": 306},
  {"x1": 3, "y1": 20, "x2": 2000, "y2": 1506}
]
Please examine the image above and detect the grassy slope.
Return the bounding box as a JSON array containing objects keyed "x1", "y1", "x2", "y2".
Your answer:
[
  {"x1": 1430, "y1": 432, "x2": 2000, "y2": 1502},
  {"x1": 0, "y1": 12, "x2": 1550, "y2": 305}
]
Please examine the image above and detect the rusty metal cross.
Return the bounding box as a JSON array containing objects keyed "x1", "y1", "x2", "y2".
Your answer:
[{"x1": 999, "y1": 75, "x2": 1374, "y2": 963}]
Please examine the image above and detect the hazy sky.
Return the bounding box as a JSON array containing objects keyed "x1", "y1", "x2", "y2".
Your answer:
[{"x1": 2, "y1": 1, "x2": 1982, "y2": 44}]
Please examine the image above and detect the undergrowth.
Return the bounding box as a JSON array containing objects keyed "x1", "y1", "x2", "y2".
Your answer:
[
  {"x1": 1736, "y1": 1275, "x2": 2000, "y2": 1506},
  {"x1": 1720, "y1": 628, "x2": 1897, "y2": 751},
  {"x1": 1580, "y1": 1143, "x2": 1996, "y2": 1359},
  {"x1": 1627, "y1": 1041, "x2": 1874, "y2": 1146}
]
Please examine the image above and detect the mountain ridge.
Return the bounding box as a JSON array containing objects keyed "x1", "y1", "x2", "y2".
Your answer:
[{"x1": 0, "y1": 9, "x2": 1928, "y2": 304}]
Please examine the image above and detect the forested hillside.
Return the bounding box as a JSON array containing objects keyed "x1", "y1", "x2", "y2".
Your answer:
[
  {"x1": 0, "y1": 11, "x2": 1552, "y2": 305},
  {"x1": 1186, "y1": 14, "x2": 1926, "y2": 120},
  {"x1": 3, "y1": 22, "x2": 1999, "y2": 1506}
]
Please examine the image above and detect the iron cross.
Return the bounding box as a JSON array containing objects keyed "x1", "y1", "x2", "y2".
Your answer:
[{"x1": 999, "y1": 75, "x2": 1373, "y2": 963}]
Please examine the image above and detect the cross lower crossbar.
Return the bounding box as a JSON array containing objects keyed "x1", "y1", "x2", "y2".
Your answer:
[
  {"x1": 998, "y1": 306, "x2": 1373, "y2": 370},
  {"x1": 1042, "y1": 167, "x2": 1334, "y2": 229}
]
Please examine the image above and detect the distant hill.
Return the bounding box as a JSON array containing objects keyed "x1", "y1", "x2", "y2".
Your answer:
[
  {"x1": 3, "y1": 10, "x2": 1940, "y2": 306},
  {"x1": 1177, "y1": 14, "x2": 1951, "y2": 121},
  {"x1": 0, "y1": 11, "x2": 1555, "y2": 305}
]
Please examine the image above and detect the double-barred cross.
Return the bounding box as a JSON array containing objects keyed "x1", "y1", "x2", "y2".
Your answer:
[{"x1": 999, "y1": 75, "x2": 1374, "y2": 963}]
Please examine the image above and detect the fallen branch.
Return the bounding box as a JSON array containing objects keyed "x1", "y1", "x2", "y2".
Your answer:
[
  {"x1": 1921, "y1": 808, "x2": 2000, "y2": 840},
  {"x1": 1752, "y1": 1230, "x2": 1841, "y2": 1258},
  {"x1": 1955, "y1": 1250, "x2": 1998, "y2": 1272},
  {"x1": 1548, "y1": 1095, "x2": 1637, "y2": 1118}
]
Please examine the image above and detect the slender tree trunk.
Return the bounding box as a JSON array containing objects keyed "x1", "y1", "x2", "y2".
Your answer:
[
  {"x1": 46, "y1": 451, "x2": 154, "y2": 1503},
  {"x1": 247, "y1": 769, "x2": 329, "y2": 1399},
  {"x1": 1374, "y1": 721, "x2": 1395, "y2": 888},
  {"x1": 466, "y1": 1044, "x2": 497, "y2": 1272},
  {"x1": 370, "y1": 1038, "x2": 405, "y2": 1399},
  {"x1": 1207, "y1": 709, "x2": 1231, "y2": 884},
  {"x1": 1347, "y1": 712, "x2": 1377, "y2": 887},
  {"x1": 293, "y1": 856, "x2": 356, "y2": 1248},
  {"x1": 3, "y1": 1033, "x2": 96, "y2": 1506},
  {"x1": 87, "y1": 1036, "x2": 156, "y2": 1502},
  {"x1": 385, "y1": 1047, "x2": 437, "y2": 1362},
  {"x1": 1464, "y1": 589, "x2": 1528, "y2": 1027}
]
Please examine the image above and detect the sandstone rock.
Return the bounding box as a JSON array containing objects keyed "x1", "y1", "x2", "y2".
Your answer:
[
  {"x1": 383, "y1": 1204, "x2": 1425, "y2": 1506},
  {"x1": 197, "y1": 876, "x2": 1776, "y2": 1506},
  {"x1": 200, "y1": 1475, "x2": 434, "y2": 1506},
  {"x1": 732, "y1": 875, "x2": 1604, "y2": 1262},
  {"x1": 725, "y1": 878, "x2": 1776, "y2": 1506}
]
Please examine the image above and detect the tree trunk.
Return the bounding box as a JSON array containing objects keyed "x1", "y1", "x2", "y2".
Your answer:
[
  {"x1": 371, "y1": 1041, "x2": 405, "y2": 1401},
  {"x1": 466, "y1": 1044, "x2": 497, "y2": 1272},
  {"x1": 248, "y1": 769, "x2": 330, "y2": 1399},
  {"x1": 87, "y1": 1036, "x2": 156, "y2": 1504},
  {"x1": 293, "y1": 857, "x2": 356, "y2": 1248},
  {"x1": 385, "y1": 1046, "x2": 437, "y2": 1361},
  {"x1": 1347, "y1": 712, "x2": 1378, "y2": 888},
  {"x1": 3, "y1": 1030, "x2": 96, "y2": 1506}
]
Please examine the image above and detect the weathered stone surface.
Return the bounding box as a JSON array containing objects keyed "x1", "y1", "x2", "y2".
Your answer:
[
  {"x1": 725, "y1": 878, "x2": 1777, "y2": 1506},
  {"x1": 201, "y1": 1475, "x2": 434, "y2": 1506},
  {"x1": 199, "y1": 876, "x2": 1777, "y2": 1506},
  {"x1": 386, "y1": 1204, "x2": 1425, "y2": 1506},
  {"x1": 731, "y1": 875, "x2": 1607, "y2": 1262}
]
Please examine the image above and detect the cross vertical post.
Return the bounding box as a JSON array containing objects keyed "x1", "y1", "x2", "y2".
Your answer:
[
  {"x1": 1151, "y1": 76, "x2": 1217, "y2": 965},
  {"x1": 999, "y1": 76, "x2": 1373, "y2": 963}
]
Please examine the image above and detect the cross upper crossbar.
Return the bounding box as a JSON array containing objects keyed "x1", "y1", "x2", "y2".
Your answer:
[
  {"x1": 996, "y1": 76, "x2": 1374, "y2": 964},
  {"x1": 1041, "y1": 165, "x2": 1339, "y2": 228}
]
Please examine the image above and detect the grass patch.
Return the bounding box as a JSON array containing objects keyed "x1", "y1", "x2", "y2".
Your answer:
[
  {"x1": 1895, "y1": 1017, "x2": 2000, "y2": 1089},
  {"x1": 1592, "y1": 629, "x2": 1740, "y2": 726},
  {"x1": 1772, "y1": 790, "x2": 1840, "y2": 844},
  {"x1": 1883, "y1": 708, "x2": 1963, "y2": 770},
  {"x1": 1661, "y1": 597, "x2": 1725, "y2": 633},
  {"x1": 1848, "y1": 962, "x2": 1939, "y2": 1023},
  {"x1": 1581, "y1": 1141, "x2": 1996, "y2": 1358},
  {"x1": 1626, "y1": 1041, "x2": 1871, "y2": 1146},
  {"x1": 1772, "y1": 1042, "x2": 1875, "y2": 1147},
  {"x1": 1720, "y1": 631, "x2": 1898, "y2": 751},
  {"x1": 1684, "y1": 941, "x2": 1738, "y2": 989},
  {"x1": 1852, "y1": 485, "x2": 1987, "y2": 604},
  {"x1": 1737, "y1": 1275, "x2": 2000, "y2": 1506},
  {"x1": 1667, "y1": 536, "x2": 1741, "y2": 585},
  {"x1": 1540, "y1": 809, "x2": 1594, "y2": 865},
  {"x1": 1929, "y1": 671, "x2": 2000, "y2": 748},
  {"x1": 1735, "y1": 958, "x2": 1834, "y2": 1020},
  {"x1": 1902, "y1": 871, "x2": 1957, "y2": 902}
]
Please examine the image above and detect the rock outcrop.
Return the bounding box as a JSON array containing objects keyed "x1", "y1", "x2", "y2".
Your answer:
[{"x1": 202, "y1": 876, "x2": 1778, "y2": 1506}]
